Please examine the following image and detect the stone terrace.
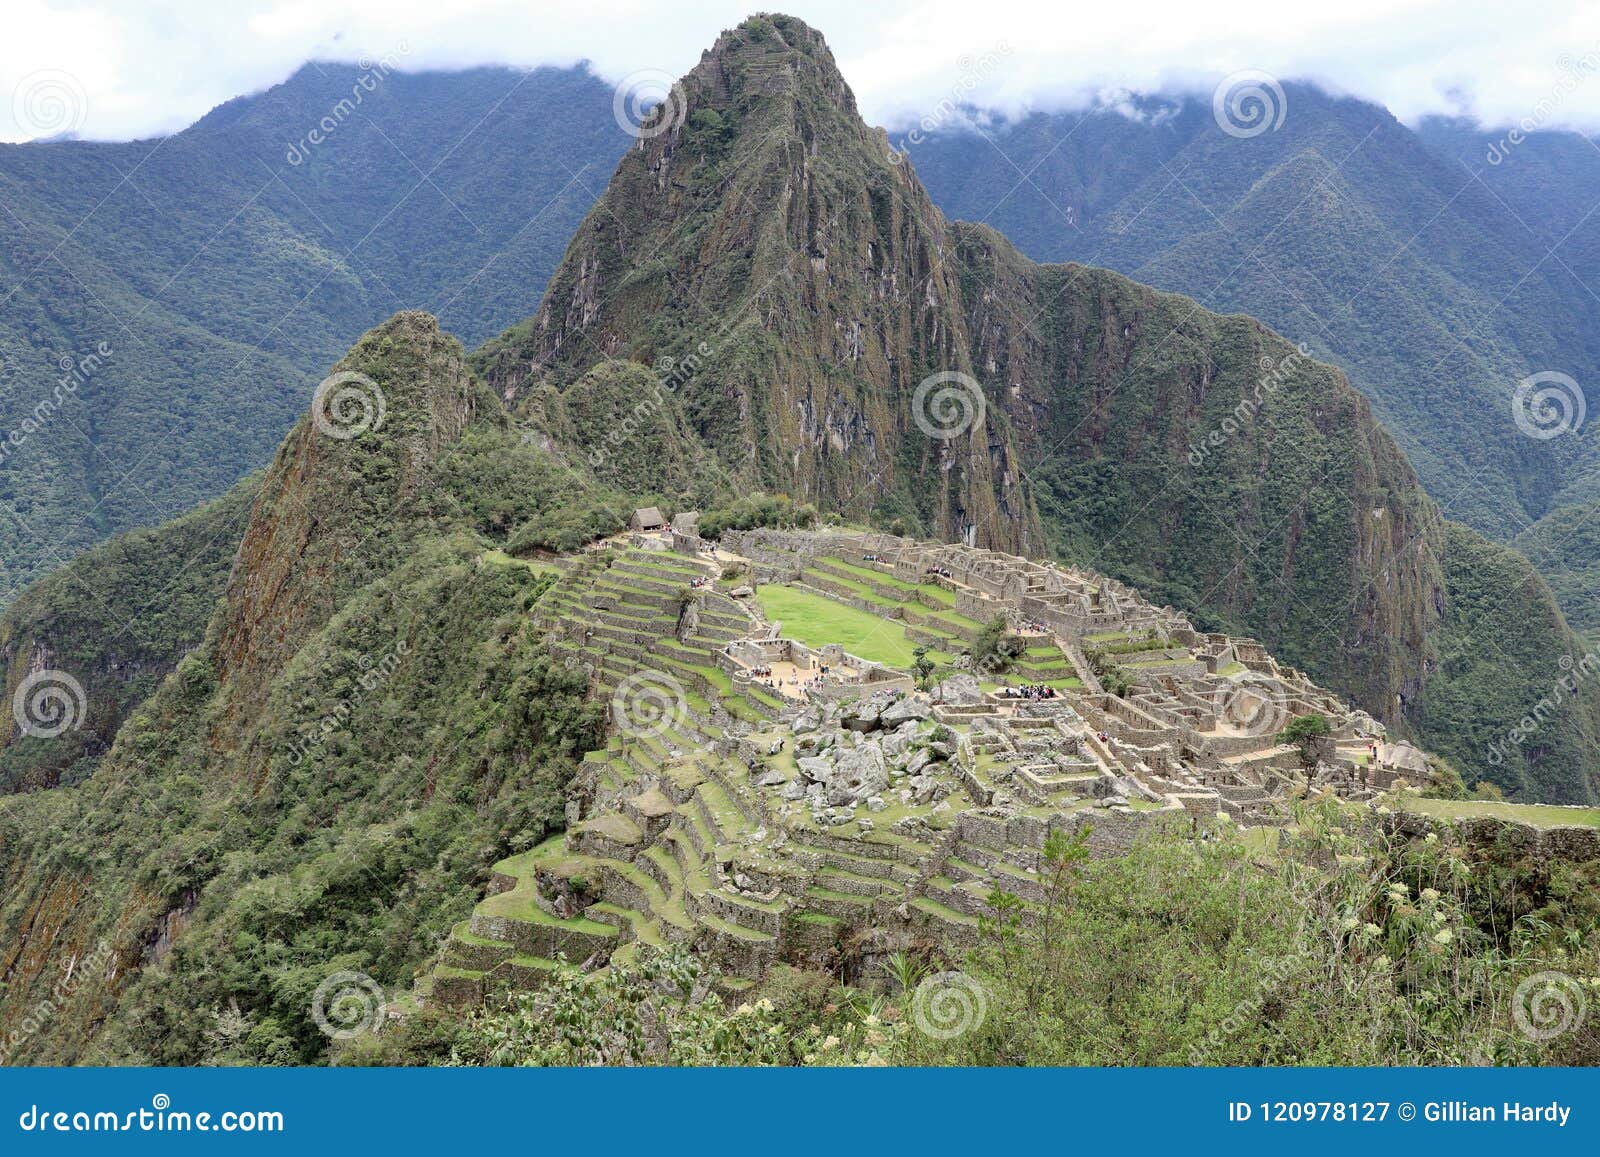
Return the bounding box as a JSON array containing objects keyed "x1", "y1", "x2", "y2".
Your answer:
[{"x1": 423, "y1": 530, "x2": 1429, "y2": 1008}]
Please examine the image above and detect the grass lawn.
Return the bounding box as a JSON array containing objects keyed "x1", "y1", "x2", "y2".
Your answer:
[
  {"x1": 481, "y1": 548, "x2": 560, "y2": 578},
  {"x1": 754, "y1": 584, "x2": 948, "y2": 669},
  {"x1": 820, "y1": 556, "x2": 957, "y2": 605},
  {"x1": 1401, "y1": 797, "x2": 1600, "y2": 830}
]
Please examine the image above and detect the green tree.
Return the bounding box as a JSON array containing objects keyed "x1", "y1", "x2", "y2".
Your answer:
[{"x1": 1278, "y1": 713, "x2": 1332, "y2": 768}]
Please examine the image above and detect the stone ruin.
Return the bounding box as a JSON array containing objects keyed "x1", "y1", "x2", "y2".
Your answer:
[{"x1": 423, "y1": 527, "x2": 1445, "y2": 1007}]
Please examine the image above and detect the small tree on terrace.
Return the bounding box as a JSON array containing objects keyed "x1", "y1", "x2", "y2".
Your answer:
[{"x1": 1278, "y1": 713, "x2": 1331, "y2": 769}]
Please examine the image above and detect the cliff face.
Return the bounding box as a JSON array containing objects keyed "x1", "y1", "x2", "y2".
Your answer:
[
  {"x1": 477, "y1": 15, "x2": 1444, "y2": 732},
  {"x1": 2, "y1": 12, "x2": 1595, "y2": 1068},
  {"x1": 476, "y1": 16, "x2": 1038, "y2": 553},
  {"x1": 948, "y1": 226, "x2": 1446, "y2": 719},
  {"x1": 214, "y1": 312, "x2": 485, "y2": 695},
  {"x1": 476, "y1": 15, "x2": 1598, "y2": 800}
]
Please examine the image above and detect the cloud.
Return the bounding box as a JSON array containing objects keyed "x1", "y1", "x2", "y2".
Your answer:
[{"x1": 3, "y1": 0, "x2": 1600, "y2": 144}]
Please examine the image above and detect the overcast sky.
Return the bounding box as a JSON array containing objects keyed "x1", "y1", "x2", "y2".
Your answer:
[{"x1": 4, "y1": 0, "x2": 1600, "y2": 144}]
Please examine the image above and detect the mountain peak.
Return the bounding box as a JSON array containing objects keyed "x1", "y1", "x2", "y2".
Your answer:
[{"x1": 637, "y1": 12, "x2": 859, "y2": 142}]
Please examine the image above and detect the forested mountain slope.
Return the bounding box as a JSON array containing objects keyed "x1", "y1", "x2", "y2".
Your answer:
[
  {"x1": 0, "y1": 62, "x2": 624, "y2": 602},
  {"x1": 908, "y1": 88, "x2": 1600, "y2": 582},
  {"x1": 1, "y1": 13, "x2": 1598, "y2": 1071},
  {"x1": 482, "y1": 15, "x2": 1600, "y2": 802}
]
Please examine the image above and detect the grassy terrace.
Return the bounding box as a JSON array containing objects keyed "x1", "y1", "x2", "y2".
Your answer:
[
  {"x1": 755, "y1": 583, "x2": 953, "y2": 669},
  {"x1": 819, "y1": 556, "x2": 958, "y2": 605},
  {"x1": 810, "y1": 560, "x2": 982, "y2": 633},
  {"x1": 480, "y1": 548, "x2": 561, "y2": 578},
  {"x1": 1401, "y1": 797, "x2": 1600, "y2": 829}
]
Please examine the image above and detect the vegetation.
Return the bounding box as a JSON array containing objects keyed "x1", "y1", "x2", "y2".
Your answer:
[
  {"x1": 699, "y1": 493, "x2": 819, "y2": 541},
  {"x1": 969, "y1": 615, "x2": 1027, "y2": 676},
  {"x1": 1409, "y1": 524, "x2": 1600, "y2": 803},
  {"x1": 1084, "y1": 647, "x2": 1134, "y2": 698},
  {"x1": 0, "y1": 316, "x2": 609, "y2": 1064},
  {"x1": 0, "y1": 61, "x2": 625, "y2": 602},
  {"x1": 910, "y1": 86, "x2": 1600, "y2": 551},
  {"x1": 1279, "y1": 714, "x2": 1332, "y2": 768},
  {"x1": 353, "y1": 800, "x2": 1600, "y2": 1068},
  {"x1": 0, "y1": 478, "x2": 257, "y2": 794},
  {"x1": 3, "y1": 15, "x2": 1600, "y2": 1071},
  {"x1": 753, "y1": 584, "x2": 944, "y2": 670}
]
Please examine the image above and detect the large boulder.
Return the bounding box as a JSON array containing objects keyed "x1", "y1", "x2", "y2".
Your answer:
[
  {"x1": 843, "y1": 700, "x2": 883, "y2": 732},
  {"x1": 930, "y1": 674, "x2": 983, "y2": 705},
  {"x1": 797, "y1": 756, "x2": 833, "y2": 783},
  {"x1": 880, "y1": 697, "x2": 931, "y2": 727},
  {"x1": 827, "y1": 745, "x2": 889, "y2": 807}
]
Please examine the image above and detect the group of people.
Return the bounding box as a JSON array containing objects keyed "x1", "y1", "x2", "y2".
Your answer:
[
  {"x1": 924, "y1": 565, "x2": 953, "y2": 578},
  {"x1": 999, "y1": 683, "x2": 1061, "y2": 700},
  {"x1": 763, "y1": 673, "x2": 825, "y2": 694}
]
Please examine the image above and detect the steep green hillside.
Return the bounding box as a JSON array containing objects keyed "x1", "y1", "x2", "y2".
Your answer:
[
  {"x1": 1411, "y1": 524, "x2": 1600, "y2": 803},
  {"x1": 0, "y1": 478, "x2": 256, "y2": 794},
  {"x1": 476, "y1": 17, "x2": 1040, "y2": 555},
  {"x1": 908, "y1": 90, "x2": 1600, "y2": 547},
  {"x1": 1510, "y1": 501, "x2": 1600, "y2": 641},
  {"x1": 0, "y1": 313, "x2": 624, "y2": 1062},
  {"x1": 480, "y1": 15, "x2": 1595, "y2": 801},
  {"x1": 2, "y1": 14, "x2": 1599, "y2": 1071},
  {"x1": 0, "y1": 63, "x2": 624, "y2": 601}
]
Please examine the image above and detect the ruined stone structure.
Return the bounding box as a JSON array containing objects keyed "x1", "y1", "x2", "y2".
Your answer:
[{"x1": 424, "y1": 529, "x2": 1439, "y2": 1008}]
